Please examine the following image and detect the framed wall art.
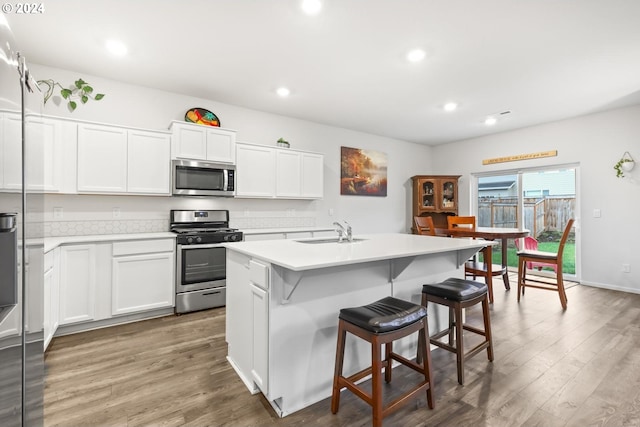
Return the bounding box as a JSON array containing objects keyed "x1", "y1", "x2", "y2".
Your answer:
[{"x1": 340, "y1": 146, "x2": 388, "y2": 197}]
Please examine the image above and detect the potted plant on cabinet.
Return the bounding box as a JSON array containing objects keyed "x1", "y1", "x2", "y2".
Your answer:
[{"x1": 37, "y1": 78, "x2": 105, "y2": 111}]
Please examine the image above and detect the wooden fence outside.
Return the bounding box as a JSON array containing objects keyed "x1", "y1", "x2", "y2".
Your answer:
[{"x1": 478, "y1": 197, "x2": 575, "y2": 237}]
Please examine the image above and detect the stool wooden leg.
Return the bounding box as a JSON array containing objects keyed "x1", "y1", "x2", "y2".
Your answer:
[
  {"x1": 384, "y1": 342, "x2": 392, "y2": 383},
  {"x1": 517, "y1": 257, "x2": 524, "y2": 302},
  {"x1": 455, "y1": 304, "x2": 465, "y2": 385},
  {"x1": 331, "y1": 320, "x2": 347, "y2": 414},
  {"x1": 448, "y1": 307, "x2": 455, "y2": 346},
  {"x1": 371, "y1": 335, "x2": 383, "y2": 427},
  {"x1": 421, "y1": 319, "x2": 435, "y2": 409},
  {"x1": 482, "y1": 296, "x2": 494, "y2": 362}
]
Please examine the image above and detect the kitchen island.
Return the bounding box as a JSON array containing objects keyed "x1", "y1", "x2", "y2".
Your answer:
[{"x1": 224, "y1": 233, "x2": 494, "y2": 417}]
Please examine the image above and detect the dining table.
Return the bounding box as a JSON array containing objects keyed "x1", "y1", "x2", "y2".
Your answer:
[{"x1": 436, "y1": 227, "x2": 530, "y2": 291}]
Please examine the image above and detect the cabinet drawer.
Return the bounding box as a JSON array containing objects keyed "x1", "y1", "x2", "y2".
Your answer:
[
  {"x1": 249, "y1": 260, "x2": 269, "y2": 290},
  {"x1": 112, "y1": 239, "x2": 174, "y2": 256}
]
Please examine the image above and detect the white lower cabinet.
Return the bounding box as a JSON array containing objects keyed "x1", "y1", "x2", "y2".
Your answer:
[
  {"x1": 58, "y1": 238, "x2": 174, "y2": 330},
  {"x1": 59, "y1": 244, "x2": 100, "y2": 325},
  {"x1": 44, "y1": 248, "x2": 60, "y2": 350},
  {"x1": 250, "y1": 283, "x2": 269, "y2": 393},
  {"x1": 111, "y1": 239, "x2": 174, "y2": 316}
]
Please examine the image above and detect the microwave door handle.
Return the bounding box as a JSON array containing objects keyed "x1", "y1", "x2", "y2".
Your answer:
[{"x1": 223, "y1": 169, "x2": 229, "y2": 191}]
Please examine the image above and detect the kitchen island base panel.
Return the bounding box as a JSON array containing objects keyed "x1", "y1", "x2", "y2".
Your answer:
[{"x1": 226, "y1": 247, "x2": 470, "y2": 417}]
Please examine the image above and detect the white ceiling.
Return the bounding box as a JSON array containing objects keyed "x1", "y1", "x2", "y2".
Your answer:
[{"x1": 6, "y1": 0, "x2": 640, "y2": 145}]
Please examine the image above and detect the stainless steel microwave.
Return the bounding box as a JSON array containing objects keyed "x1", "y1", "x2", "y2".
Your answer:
[{"x1": 172, "y1": 159, "x2": 235, "y2": 197}]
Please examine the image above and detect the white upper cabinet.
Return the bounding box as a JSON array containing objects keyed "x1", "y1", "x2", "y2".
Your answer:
[
  {"x1": 127, "y1": 130, "x2": 170, "y2": 194},
  {"x1": 236, "y1": 142, "x2": 323, "y2": 199},
  {"x1": 1, "y1": 112, "x2": 21, "y2": 190},
  {"x1": 77, "y1": 123, "x2": 171, "y2": 195},
  {"x1": 236, "y1": 142, "x2": 276, "y2": 197},
  {"x1": 170, "y1": 121, "x2": 236, "y2": 164},
  {"x1": 77, "y1": 123, "x2": 128, "y2": 193},
  {"x1": 300, "y1": 152, "x2": 324, "y2": 198},
  {"x1": 275, "y1": 150, "x2": 302, "y2": 197}
]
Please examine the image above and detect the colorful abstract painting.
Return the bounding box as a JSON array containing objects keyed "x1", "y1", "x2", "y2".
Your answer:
[{"x1": 340, "y1": 146, "x2": 388, "y2": 196}]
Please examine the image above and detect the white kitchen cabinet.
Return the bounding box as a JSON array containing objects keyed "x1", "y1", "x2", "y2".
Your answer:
[
  {"x1": 127, "y1": 129, "x2": 171, "y2": 194},
  {"x1": 1, "y1": 112, "x2": 22, "y2": 190},
  {"x1": 236, "y1": 142, "x2": 323, "y2": 199},
  {"x1": 236, "y1": 142, "x2": 276, "y2": 197},
  {"x1": 58, "y1": 244, "x2": 112, "y2": 325},
  {"x1": 170, "y1": 121, "x2": 236, "y2": 164},
  {"x1": 59, "y1": 244, "x2": 96, "y2": 325},
  {"x1": 25, "y1": 116, "x2": 65, "y2": 192},
  {"x1": 77, "y1": 123, "x2": 128, "y2": 193},
  {"x1": 249, "y1": 259, "x2": 269, "y2": 394},
  {"x1": 275, "y1": 150, "x2": 302, "y2": 197},
  {"x1": 111, "y1": 239, "x2": 174, "y2": 316},
  {"x1": 77, "y1": 123, "x2": 171, "y2": 195},
  {"x1": 300, "y1": 152, "x2": 324, "y2": 198},
  {"x1": 44, "y1": 248, "x2": 60, "y2": 350}
]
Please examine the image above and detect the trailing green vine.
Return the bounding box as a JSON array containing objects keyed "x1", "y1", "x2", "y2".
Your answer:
[{"x1": 37, "y1": 78, "x2": 105, "y2": 111}]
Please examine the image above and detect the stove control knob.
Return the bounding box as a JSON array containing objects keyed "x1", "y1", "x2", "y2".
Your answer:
[
  {"x1": 196, "y1": 236, "x2": 202, "y2": 243},
  {"x1": 186, "y1": 237, "x2": 193, "y2": 244}
]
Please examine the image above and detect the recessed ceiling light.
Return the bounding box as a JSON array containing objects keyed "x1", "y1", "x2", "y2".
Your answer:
[
  {"x1": 443, "y1": 102, "x2": 458, "y2": 112},
  {"x1": 105, "y1": 39, "x2": 127, "y2": 56},
  {"x1": 301, "y1": 0, "x2": 322, "y2": 15},
  {"x1": 484, "y1": 116, "x2": 497, "y2": 126},
  {"x1": 406, "y1": 49, "x2": 426, "y2": 63},
  {"x1": 276, "y1": 87, "x2": 291, "y2": 97}
]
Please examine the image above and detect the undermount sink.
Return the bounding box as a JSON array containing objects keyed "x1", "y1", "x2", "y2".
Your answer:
[{"x1": 295, "y1": 238, "x2": 367, "y2": 244}]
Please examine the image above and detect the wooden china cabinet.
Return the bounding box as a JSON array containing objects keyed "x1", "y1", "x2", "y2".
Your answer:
[{"x1": 411, "y1": 175, "x2": 461, "y2": 231}]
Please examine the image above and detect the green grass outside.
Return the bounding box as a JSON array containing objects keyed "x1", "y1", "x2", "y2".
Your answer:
[{"x1": 481, "y1": 242, "x2": 576, "y2": 274}]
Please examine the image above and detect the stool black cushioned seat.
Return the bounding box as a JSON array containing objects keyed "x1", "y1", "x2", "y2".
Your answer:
[
  {"x1": 339, "y1": 296, "x2": 427, "y2": 333},
  {"x1": 332, "y1": 296, "x2": 434, "y2": 427},
  {"x1": 422, "y1": 277, "x2": 488, "y2": 302}
]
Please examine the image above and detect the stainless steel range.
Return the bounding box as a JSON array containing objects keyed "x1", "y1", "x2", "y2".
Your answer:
[{"x1": 170, "y1": 209, "x2": 243, "y2": 314}]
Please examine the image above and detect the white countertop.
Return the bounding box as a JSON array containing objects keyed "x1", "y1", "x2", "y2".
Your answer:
[
  {"x1": 44, "y1": 232, "x2": 176, "y2": 252},
  {"x1": 224, "y1": 232, "x2": 495, "y2": 271}
]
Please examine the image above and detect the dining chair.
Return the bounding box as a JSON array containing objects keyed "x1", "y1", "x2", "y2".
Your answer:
[
  {"x1": 517, "y1": 219, "x2": 575, "y2": 310},
  {"x1": 414, "y1": 216, "x2": 436, "y2": 236},
  {"x1": 447, "y1": 216, "x2": 502, "y2": 303},
  {"x1": 515, "y1": 236, "x2": 557, "y2": 273}
]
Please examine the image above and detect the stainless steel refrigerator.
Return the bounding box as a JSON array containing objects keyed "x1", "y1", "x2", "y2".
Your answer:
[{"x1": 0, "y1": 15, "x2": 44, "y2": 427}]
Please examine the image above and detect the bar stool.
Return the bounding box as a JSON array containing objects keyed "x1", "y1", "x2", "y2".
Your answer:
[
  {"x1": 418, "y1": 278, "x2": 493, "y2": 385},
  {"x1": 331, "y1": 296, "x2": 434, "y2": 427}
]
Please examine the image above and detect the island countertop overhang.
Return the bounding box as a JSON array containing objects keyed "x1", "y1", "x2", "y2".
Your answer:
[{"x1": 223, "y1": 232, "x2": 496, "y2": 271}]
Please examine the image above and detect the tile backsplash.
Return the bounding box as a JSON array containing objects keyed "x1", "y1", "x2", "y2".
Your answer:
[{"x1": 42, "y1": 213, "x2": 318, "y2": 237}]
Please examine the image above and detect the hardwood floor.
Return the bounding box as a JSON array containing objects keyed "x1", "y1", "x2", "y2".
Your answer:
[{"x1": 44, "y1": 278, "x2": 640, "y2": 427}]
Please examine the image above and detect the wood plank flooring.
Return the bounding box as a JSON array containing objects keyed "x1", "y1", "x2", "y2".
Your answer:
[{"x1": 44, "y1": 277, "x2": 640, "y2": 427}]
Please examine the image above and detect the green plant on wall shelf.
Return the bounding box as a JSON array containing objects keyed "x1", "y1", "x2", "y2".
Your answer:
[
  {"x1": 37, "y1": 78, "x2": 105, "y2": 111},
  {"x1": 614, "y1": 151, "x2": 635, "y2": 178}
]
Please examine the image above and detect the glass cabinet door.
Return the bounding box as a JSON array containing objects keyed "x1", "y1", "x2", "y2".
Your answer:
[
  {"x1": 440, "y1": 179, "x2": 457, "y2": 211},
  {"x1": 420, "y1": 179, "x2": 436, "y2": 210}
]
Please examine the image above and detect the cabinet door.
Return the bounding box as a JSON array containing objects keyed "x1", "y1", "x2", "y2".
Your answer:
[
  {"x1": 236, "y1": 143, "x2": 276, "y2": 197},
  {"x1": 43, "y1": 256, "x2": 53, "y2": 349},
  {"x1": 206, "y1": 128, "x2": 236, "y2": 163},
  {"x1": 59, "y1": 245, "x2": 96, "y2": 325},
  {"x1": 275, "y1": 150, "x2": 302, "y2": 197},
  {"x1": 1, "y1": 112, "x2": 22, "y2": 190},
  {"x1": 77, "y1": 124, "x2": 128, "y2": 193},
  {"x1": 251, "y1": 283, "x2": 269, "y2": 393},
  {"x1": 301, "y1": 152, "x2": 323, "y2": 198},
  {"x1": 439, "y1": 178, "x2": 458, "y2": 212},
  {"x1": 25, "y1": 116, "x2": 63, "y2": 192},
  {"x1": 127, "y1": 130, "x2": 171, "y2": 194},
  {"x1": 417, "y1": 178, "x2": 437, "y2": 212},
  {"x1": 173, "y1": 124, "x2": 207, "y2": 160},
  {"x1": 112, "y1": 252, "x2": 174, "y2": 316}
]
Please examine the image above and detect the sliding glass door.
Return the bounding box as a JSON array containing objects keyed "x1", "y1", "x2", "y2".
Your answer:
[{"x1": 473, "y1": 166, "x2": 578, "y2": 280}]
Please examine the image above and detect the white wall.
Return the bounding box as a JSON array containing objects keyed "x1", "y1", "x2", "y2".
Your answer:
[
  {"x1": 431, "y1": 105, "x2": 640, "y2": 293},
  {"x1": 33, "y1": 64, "x2": 432, "y2": 234}
]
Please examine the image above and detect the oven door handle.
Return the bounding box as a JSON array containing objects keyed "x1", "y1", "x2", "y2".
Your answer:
[{"x1": 178, "y1": 243, "x2": 226, "y2": 250}]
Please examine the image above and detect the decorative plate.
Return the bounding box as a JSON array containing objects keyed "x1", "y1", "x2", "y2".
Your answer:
[{"x1": 185, "y1": 108, "x2": 220, "y2": 127}]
